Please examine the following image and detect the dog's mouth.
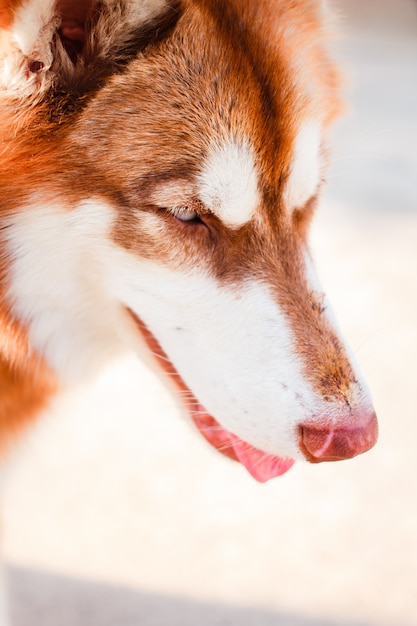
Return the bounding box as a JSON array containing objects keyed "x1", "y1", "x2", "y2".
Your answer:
[
  {"x1": 190, "y1": 410, "x2": 295, "y2": 482},
  {"x1": 128, "y1": 310, "x2": 295, "y2": 482}
]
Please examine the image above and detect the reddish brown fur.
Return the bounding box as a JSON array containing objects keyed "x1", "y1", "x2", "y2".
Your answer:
[
  {"x1": 0, "y1": 0, "x2": 20, "y2": 29},
  {"x1": 0, "y1": 0, "x2": 350, "y2": 449},
  {"x1": 0, "y1": 307, "x2": 58, "y2": 452}
]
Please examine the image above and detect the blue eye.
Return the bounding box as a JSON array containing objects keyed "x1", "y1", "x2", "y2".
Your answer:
[{"x1": 171, "y1": 207, "x2": 201, "y2": 223}]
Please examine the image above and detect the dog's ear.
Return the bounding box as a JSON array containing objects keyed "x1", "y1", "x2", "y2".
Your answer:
[{"x1": 0, "y1": 0, "x2": 173, "y2": 98}]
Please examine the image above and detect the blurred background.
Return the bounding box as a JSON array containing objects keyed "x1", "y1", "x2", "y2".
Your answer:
[{"x1": 2, "y1": 1, "x2": 417, "y2": 624}]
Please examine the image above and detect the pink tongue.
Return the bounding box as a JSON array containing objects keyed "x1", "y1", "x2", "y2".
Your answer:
[
  {"x1": 192, "y1": 410, "x2": 294, "y2": 483},
  {"x1": 229, "y1": 433, "x2": 295, "y2": 483},
  {"x1": 130, "y1": 316, "x2": 295, "y2": 483}
]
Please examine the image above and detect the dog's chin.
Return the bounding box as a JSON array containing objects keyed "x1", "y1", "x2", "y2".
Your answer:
[{"x1": 127, "y1": 309, "x2": 295, "y2": 483}]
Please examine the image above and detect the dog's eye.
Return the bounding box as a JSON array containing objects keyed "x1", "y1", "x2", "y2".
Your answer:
[{"x1": 171, "y1": 207, "x2": 202, "y2": 224}]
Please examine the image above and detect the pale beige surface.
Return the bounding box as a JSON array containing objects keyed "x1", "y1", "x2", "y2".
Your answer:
[{"x1": 2, "y1": 1, "x2": 417, "y2": 625}]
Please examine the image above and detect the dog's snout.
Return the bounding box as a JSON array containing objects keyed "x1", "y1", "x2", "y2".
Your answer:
[{"x1": 300, "y1": 410, "x2": 378, "y2": 463}]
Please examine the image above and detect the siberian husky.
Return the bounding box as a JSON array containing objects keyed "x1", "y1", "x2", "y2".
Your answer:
[{"x1": 0, "y1": 0, "x2": 377, "y2": 512}]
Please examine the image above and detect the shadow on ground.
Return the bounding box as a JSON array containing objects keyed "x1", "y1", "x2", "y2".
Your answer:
[{"x1": 8, "y1": 565, "x2": 372, "y2": 626}]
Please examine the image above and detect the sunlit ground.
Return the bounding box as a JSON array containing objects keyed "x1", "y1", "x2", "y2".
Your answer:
[{"x1": 2, "y1": 1, "x2": 417, "y2": 624}]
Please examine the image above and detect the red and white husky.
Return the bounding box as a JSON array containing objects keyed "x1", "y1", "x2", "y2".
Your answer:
[{"x1": 0, "y1": 0, "x2": 378, "y2": 489}]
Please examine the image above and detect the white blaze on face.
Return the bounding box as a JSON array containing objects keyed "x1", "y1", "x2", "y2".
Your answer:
[
  {"x1": 107, "y1": 253, "x2": 318, "y2": 458},
  {"x1": 197, "y1": 139, "x2": 259, "y2": 228},
  {"x1": 106, "y1": 249, "x2": 372, "y2": 459},
  {"x1": 285, "y1": 121, "x2": 322, "y2": 210}
]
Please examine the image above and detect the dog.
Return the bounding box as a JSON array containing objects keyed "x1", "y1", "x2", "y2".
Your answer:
[
  {"x1": 0, "y1": 0, "x2": 377, "y2": 497},
  {"x1": 0, "y1": 2, "x2": 379, "y2": 619}
]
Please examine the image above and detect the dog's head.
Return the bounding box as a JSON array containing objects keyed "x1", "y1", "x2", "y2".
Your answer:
[{"x1": 0, "y1": 0, "x2": 377, "y2": 480}]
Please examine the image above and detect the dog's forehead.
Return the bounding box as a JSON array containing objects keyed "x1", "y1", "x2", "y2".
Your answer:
[{"x1": 78, "y1": 0, "x2": 326, "y2": 228}]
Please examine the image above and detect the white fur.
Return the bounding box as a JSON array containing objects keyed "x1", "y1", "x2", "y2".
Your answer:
[
  {"x1": 198, "y1": 139, "x2": 259, "y2": 228},
  {"x1": 106, "y1": 248, "x2": 372, "y2": 457},
  {"x1": 285, "y1": 121, "x2": 322, "y2": 209},
  {"x1": 0, "y1": 0, "x2": 59, "y2": 95},
  {"x1": 107, "y1": 255, "x2": 318, "y2": 457},
  {"x1": 4, "y1": 201, "x2": 130, "y2": 382},
  {"x1": 11, "y1": 0, "x2": 57, "y2": 58},
  {"x1": 5, "y1": 198, "x2": 370, "y2": 460}
]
